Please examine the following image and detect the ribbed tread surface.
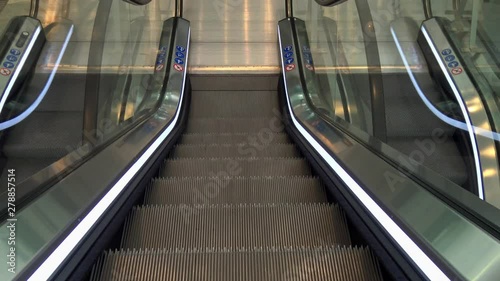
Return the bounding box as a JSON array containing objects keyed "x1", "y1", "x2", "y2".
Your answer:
[
  {"x1": 186, "y1": 118, "x2": 283, "y2": 134},
  {"x1": 180, "y1": 133, "x2": 291, "y2": 145},
  {"x1": 171, "y1": 144, "x2": 299, "y2": 158},
  {"x1": 162, "y1": 158, "x2": 311, "y2": 177},
  {"x1": 121, "y1": 204, "x2": 351, "y2": 249},
  {"x1": 145, "y1": 177, "x2": 327, "y2": 204},
  {"x1": 90, "y1": 86, "x2": 385, "y2": 279},
  {"x1": 90, "y1": 247, "x2": 384, "y2": 281},
  {"x1": 190, "y1": 91, "x2": 279, "y2": 118}
]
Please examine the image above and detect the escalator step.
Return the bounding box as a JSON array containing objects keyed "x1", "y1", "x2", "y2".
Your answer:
[
  {"x1": 190, "y1": 91, "x2": 280, "y2": 118},
  {"x1": 90, "y1": 247, "x2": 383, "y2": 281},
  {"x1": 180, "y1": 133, "x2": 291, "y2": 145},
  {"x1": 121, "y1": 204, "x2": 351, "y2": 249},
  {"x1": 186, "y1": 118, "x2": 284, "y2": 134},
  {"x1": 162, "y1": 158, "x2": 311, "y2": 177},
  {"x1": 171, "y1": 144, "x2": 299, "y2": 158},
  {"x1": 144, "y1": 176, "x2": 327, "y2": 205}
]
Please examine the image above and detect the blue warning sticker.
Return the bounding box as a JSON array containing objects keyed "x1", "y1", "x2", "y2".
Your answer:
[
  {"x1": 285, "y1": 57, "x2": 294, "y2": 65},
  {"x1": 445, "y1": 55, "x2": 455, "y2": 62},
  {"x1": 10, "y1": 49, "x2": 21, "y2": 56},
  {"x1": 284, "y1": 52, "x2": 293, "y2": 58},
  {"x1": 6, "y1": 55, "x2": 17, "y2": 62},
  {"x1": 448, "y1": 61, "x2": 459, "y2": 68},
  {"x1": 160, "y1": 46, "x2": 168, "y2": 52},
  {"x1": 441, "y1": 49, "x2": 452, "y2": 56},
  {"x1": 176, "y1": 46, "x2": 185, "y2": 52},
  {"x1": 441, "y1": 48, "x2": 461, "y2": 72},
  {"x1": 174, "y1": 58, "x2": 184, "y2": 65},
  {"x1": 3, "y1": 62, "x2": 14, "y2": 69},
  {"x1": 157, "y1": 58, "x2": 165, "y2": 65},
  {"x1": 283, "y1": 46, "x2": 293, "y2": 52},
  {"x1": 176, "y1": 52, "x2": 185, "y2": 58}
]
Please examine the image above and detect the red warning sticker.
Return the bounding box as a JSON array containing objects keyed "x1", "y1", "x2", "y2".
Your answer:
[
  {"x1": 173, "y1": 63, "x2": 184, "y2": 72},
  {"x1": 285, "y1": 64, "x2": 296, "y2": 72},
  {"x1": 0, "y1": 68, "x2": 11, "y2": 76},
  {"x1": 155, "y1": 64, "x2": 164, "y2": 72},
  {"x1": 305, "y1": 64, "x2": 314, "y2": 71},
  {"x1": 451, "y1": 67, "x2": 463, "y2": 75}
]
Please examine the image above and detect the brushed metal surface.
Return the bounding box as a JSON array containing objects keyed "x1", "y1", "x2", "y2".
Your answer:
[{"x1": 184, "y1": 0, "x2": 284, "y2": 74}]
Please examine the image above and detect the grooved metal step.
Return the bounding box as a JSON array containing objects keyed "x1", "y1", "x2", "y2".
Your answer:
[
  {"x1": 180, "y1": 133, "x2": 291, "y2": 145},
  {"x1": 190, "y1": 91, "x2": 280, "y2": 118},
  {"x1": 162, "y1": 158, "x2": 312, "y2": 177},
  {"x1": 121, "y1": 204, "x2": 351, "y2": 249},
  {"x1": 186, "y1": 118, "x2": 284, "y2": 134},
  {"x1": 145, "y1": 177, "x2": 327, "y2": 205},
  {"x1": 171, "y1": 144, "x2": 299, "y2": 158},
  {"x1": 90, "y1": 247, "x2": 384, "y2": 281}
]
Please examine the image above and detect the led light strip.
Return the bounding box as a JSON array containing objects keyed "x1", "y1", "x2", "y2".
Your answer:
[
  {"x1": 0, "y1": 25, "x2": 74, "y2": 131},
  {"x1": 421, "y1": 26, "x2": 484, "y2": 199},
  {"x1": 278, "y1": 25, "x2": 450, "y2": 281},
  {"x1": 28, "y1": 28, "x2": 190, "y2": 281},
  {"x1": 0, "y1": 25, "x2": 42, "y2": 114}
]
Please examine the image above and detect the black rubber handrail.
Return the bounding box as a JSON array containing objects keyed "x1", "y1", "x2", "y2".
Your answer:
[{"x1": 314, "y1": 0, "x2": 348, "y2": 7}]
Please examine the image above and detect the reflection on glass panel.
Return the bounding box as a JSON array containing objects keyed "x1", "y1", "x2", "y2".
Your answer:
[
  {"x1": 296, "y1": 1, "x2": 500, "y2": 279},
  {"x1": 0, "y1": 0, "x2": 174, "y2": 185},
  {"x1": 296, "y1": 0, "x2": 500, "y2": 209}
]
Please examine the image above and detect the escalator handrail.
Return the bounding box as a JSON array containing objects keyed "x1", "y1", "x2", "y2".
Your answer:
[
  {"x1": 29, "y1": 0, "x2": 39, "y2": 18},
  {"x1": 314, "y1": 0, "x2": 348, "y2": 7},
  {"x1": 9, "y1": 18, "x2": 190, "y2": 281},
  {"x1": 123, "y1": 0, "x2": 152, "y2": 5},
  {"x1": 175, "y1": 0, "x2": 183, "y2": 17},
  {"x1": 279, "y1": 16, "x2": 500, "y2": 281}
]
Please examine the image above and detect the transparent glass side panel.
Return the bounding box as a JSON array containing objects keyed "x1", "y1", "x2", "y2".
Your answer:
[
  {"x1": 295, "y1": 0, "x2": 500, "y2": 207},
  {"x1": 294, "y1": 1, "x2": 500, "y2": 279},
  {"x1": 0, "y1": 0, "x2": 175, "y2": 184}
]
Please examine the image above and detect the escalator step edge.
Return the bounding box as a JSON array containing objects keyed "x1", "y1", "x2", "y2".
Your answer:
[
  {"x1": 120, "y1": 204, "x2": 351, "y2": 249},
  {"x1": 180, "y1": 133, "x2": 291, "y2": 145},
  {"x1": 89, "y1": 246, "x2": 384, "y2": 281},
  {"x1": 161, "y1": 158, "x2": 312, "y2": 177},
  {"x1": 144, "y1": 176, "x2": 327, "y2": 204},
  {"x1": 171, "y1": 144, "x2": 300, "y2": 158}
]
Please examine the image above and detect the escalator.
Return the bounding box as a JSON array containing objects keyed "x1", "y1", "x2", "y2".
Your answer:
[
  {"x1": 4, "y1": 1, "x2": 500, "y2": 281},
  {"x1": 88, "y1": 75, "x2": 384, "y2": 280}
]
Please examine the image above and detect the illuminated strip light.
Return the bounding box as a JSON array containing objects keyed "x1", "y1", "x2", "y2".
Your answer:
[
  {"x1": 0, "y1": 25, "x2": 42, "y2": 115},
  {"x1": 419, "y1": 27, "x2": 484, "y2": 199},
  {"x1": 278, "y1": 25, "x2": 450, "y2": 281},
  {"x1": 0, "y1": 25, "x2": 74, "y2": 131},
  {"x1": 27, "y1": 28, "x2": 191, "y2": 281}
]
